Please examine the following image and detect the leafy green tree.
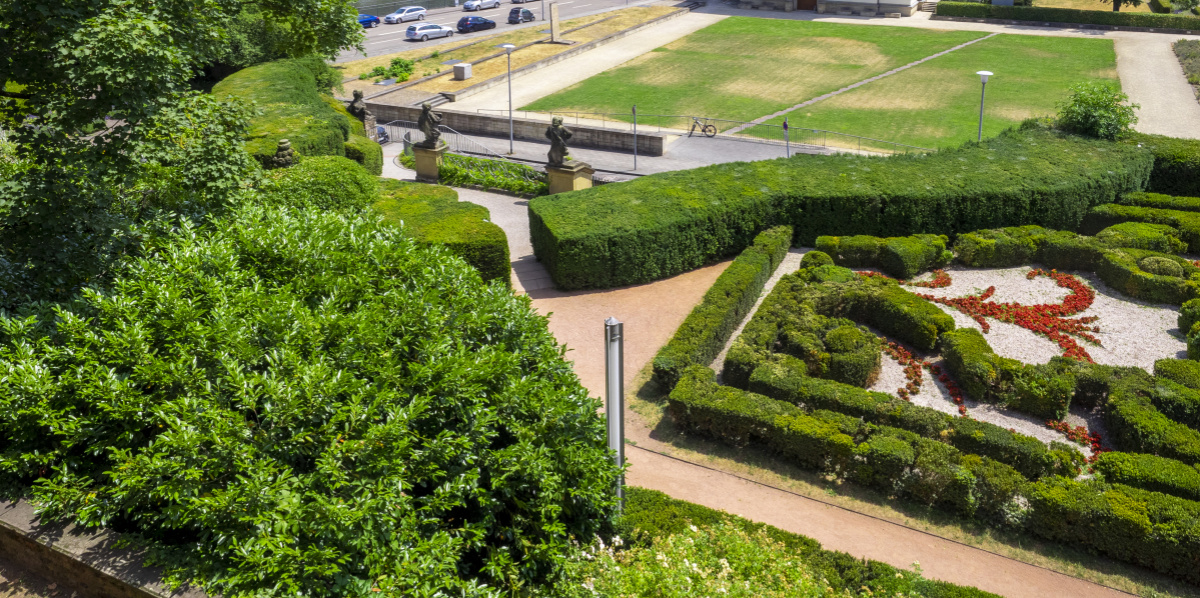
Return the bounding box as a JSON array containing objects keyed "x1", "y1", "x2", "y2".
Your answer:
[
  {"x1": 1056, "y1": 81, "x2": 1139, "y2": 141},
  {"x1": 1104, "y1": 0, "x2": 1144, "y2": 11},
  {"x1": 0, "y1": 0, "x2": 363, "y2": 308}
]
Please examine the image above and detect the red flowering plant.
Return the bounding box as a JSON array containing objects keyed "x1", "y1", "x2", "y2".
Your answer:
[{"x1": 883, "y1": 341, "x2": 969, "y2": 416}]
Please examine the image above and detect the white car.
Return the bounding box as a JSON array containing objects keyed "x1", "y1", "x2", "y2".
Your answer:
[
  {"x1": 463, "y1": 0, "x2": 501, "y2": 10},
  {"x1": 384, "y1": 6, "x2": 427, "y2": 23},
  {"x1": 406, "y1": 23, "x2": 454, "y2": 41}
]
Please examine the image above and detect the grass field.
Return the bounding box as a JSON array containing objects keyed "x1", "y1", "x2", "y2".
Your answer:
[
  {"x1": 1035, "y1": 0, "x2": 1153, "y2": 12},
  {"x1": 755, "y1": 34, "x2": 1117, "y2": 150},
  {"x1": 521, "y1": 18, "x2": 988, "y2": 126}
]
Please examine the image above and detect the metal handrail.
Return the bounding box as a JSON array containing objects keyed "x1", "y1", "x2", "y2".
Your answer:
[{"x1": 472, "y1": 108, "x2": 933, "y2": 154}]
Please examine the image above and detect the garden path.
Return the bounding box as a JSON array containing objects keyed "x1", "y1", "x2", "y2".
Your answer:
[{"x1": 379, "y1": 158, "x2": 1138, "y2": 596}]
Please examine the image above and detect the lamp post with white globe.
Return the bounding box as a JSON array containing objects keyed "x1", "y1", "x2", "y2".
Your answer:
[
  {"x1": 500, "y1": 43, "x2": 517, "y2": 154},
  {"x1": 976, "y1": 70, "x2": 993, "y2": 143}
]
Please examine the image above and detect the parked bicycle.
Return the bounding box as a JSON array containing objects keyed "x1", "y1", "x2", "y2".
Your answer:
[{"x1": 688, "y1": 116, "x2": 717, "y2": 138}]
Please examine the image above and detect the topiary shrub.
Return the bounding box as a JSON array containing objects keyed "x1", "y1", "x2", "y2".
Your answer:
[
  {"x1": 1138, "y1": 255, "x2": 1184, "y2": 277},
  {"x1": 800, "y1": 250, "x2": 834, "y2": 268},
  {"x1": 258, "y1": 155, "x2": 377, "y2": 212},
  {"x1": 1091, "y1": 451, "x2": 1200, "y2": 502},
  {"x1": 1096, "y1": 221, "x2": 1187, "y2": 253},
  {"x1": 1119, "y1": 135, "x2": 1200, "y2": 197},
  {"x1": 1156, "y1": 357, "x2": 1200, "y2": 388},
  {"x1": 1095, "y1": 248, "x2": 1200, "y2": 304},
  {"x1": 818, "y1": 234, "x2": 951, "y2": 279},
  {"x1": 1082, "y1": 203, "x2": 1200, "y2": 251},
  {"x1": 0, "y1": 204, "x2": 620, "y2": 598}
]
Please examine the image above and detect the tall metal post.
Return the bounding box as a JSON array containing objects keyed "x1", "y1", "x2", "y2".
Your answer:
[
  {"x1": 632, "y1": 105, "x2": 638, "y2": 172},
  {"x1": 604, "y1": 317, "x2": 625, "y2": 512},
  {"x1": 502, "y1": 44, "x2": 517, "y2": 154},
  {"x1": 976, "y1": 70, "x2": 992, "y2": 143}
]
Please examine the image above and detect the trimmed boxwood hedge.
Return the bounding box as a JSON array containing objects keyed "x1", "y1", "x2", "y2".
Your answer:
[
  {"x1": 529, "y1": 123, "x2": 1151, "y2": 290},
  {"x1": 213, "y1": 57, "x2": 382, "y2": 174},
  {"x1": 259, "y1": 155, "x2": 378, "y2": 212},
  {"x1": 1121, "y1": 191, "x2": 1200, "y2": 213},
  {"x1": 1121, "y1": 134, "x2": 1200, "y2": 198},
  {"x1": 936, "y1": 1, "x2": 1200, "y2": 30},
  {"x1": 1091, "y1": 451, "x2": 1200, "y2": 502},
  {"x1": 1156, "y1": 357, "x2": 1200, "y2": 389},
  {"x1": 1025, "y1": 477, "x2": 1200, "y2": 586},
  {"x1": 1105, "y1": 373, "x2": 1200, "y2": 466},
  {"x1": 374, "y1": 179, "x2": 511, "y2": 285},
  {"x1": 651, "y1": 226, "x2": 792, "y2": 390},
  {"x1": 1082, "y1": 203, "x2": 1200, "y2": 251},
  {"x1": 816, "y1": 234, "x2": 952, "y2": 279},
  {"x1": 939, "y1": 329, "x2": 1078, "y2": 419},
  {"x1": 1094, "y1": 221, "x2": 1187, "y2": 253},
  {"x1": 617, "y1": 488, "x2": 1003, "y2": 598}
]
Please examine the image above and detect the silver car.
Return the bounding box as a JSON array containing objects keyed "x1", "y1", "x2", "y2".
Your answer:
[
  {"x1": 406, "y1": 23, "x2": 454, "y2": 41},
  {"x1": 463, "y1": 0, "x2": 501, "y2": 10},
  {"x1": 384, "y1": 6, "x2": 427, "y2": 23}
]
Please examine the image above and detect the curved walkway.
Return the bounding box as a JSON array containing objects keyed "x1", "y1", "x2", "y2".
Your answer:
[{"x1": 381, "y1": 151, "x2": 1137, "y2": 597}]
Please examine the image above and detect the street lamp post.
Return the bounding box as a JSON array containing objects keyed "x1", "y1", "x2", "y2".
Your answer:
[
  {"x1": 604, "y1": 317, "x2": 625, "y2": 512},
  {"x1": 501, "y1": 44, "x2": 516, "y2": 154},
  {"x1": 976, "y1": 70, "x2": 992, "y2": 143}
]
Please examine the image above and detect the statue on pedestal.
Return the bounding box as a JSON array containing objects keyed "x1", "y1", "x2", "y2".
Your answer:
[
  {"x1": 348, "y1": 89, "x2": 372, "y2": 123},
  {"x1": 416, "y1": 102, "x2": 443, "y2": 149},
  {"x1": 546, "y1": 116, "x2": 572, "y2": 166},
  {"x1": 269, "y1": 139, "x2": 295, "y2": 169}
]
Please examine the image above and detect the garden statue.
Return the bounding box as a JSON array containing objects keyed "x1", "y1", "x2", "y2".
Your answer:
[
  {"x1": 546, "y1": 117, "x2": 572, "y2": 166},
  {"x1": 348, "y1": 89, "x2": 371, "y2": 123},
  {"x1": 416, "y1": 102, "x2": 442, "y2": 149},
  {"x1": 269, "y1": 139, "x2": 295, "y2": 169}
]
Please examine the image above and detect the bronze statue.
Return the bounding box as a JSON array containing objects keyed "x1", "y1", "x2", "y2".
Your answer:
[
  {"x1": 546, "y1": 116, "x2": 572, "y2": 166},
  {"x1": 416, "y1": 102, "x2": 442, "y2": 149},
  {"x1": 268, "y1": 139, "x2": 295, "y2": 169},
  {"x1": 348, "y1": 89, "x2": 372, "y2": 123}
]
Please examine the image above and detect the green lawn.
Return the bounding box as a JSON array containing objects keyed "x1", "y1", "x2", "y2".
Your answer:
[
  {"x1": 521, "y1": 18, "x2": 988, "y2": 127},
  {"x1": 757, "y1": 34, "x2": 1118, "y2": 151}
]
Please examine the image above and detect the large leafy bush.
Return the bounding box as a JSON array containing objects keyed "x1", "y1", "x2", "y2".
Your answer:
[
  {"x1": 1056, "y1": 81, "x2": 1139, "y2": 141},
  {"x1": 0, "y1": 205, "x2": 619, "y2": 597}
]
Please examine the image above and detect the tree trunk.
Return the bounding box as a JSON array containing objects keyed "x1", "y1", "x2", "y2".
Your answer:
[{"x1": 1113, "y1": 0, "x2": 1120, "y2": 10}]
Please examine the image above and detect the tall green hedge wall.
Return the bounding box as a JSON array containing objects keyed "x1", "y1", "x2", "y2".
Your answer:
[
  {"x1": 212, "y1": 57, "x2": 383, "y2": 175},
  {"x1": 529, "y1": 123, "x2": 1151, "y2": 290},
  {"x1": 936, "y1": 1, "x2": 1200, "y2": 29}
]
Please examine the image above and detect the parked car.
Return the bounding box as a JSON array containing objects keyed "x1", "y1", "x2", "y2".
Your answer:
[
  {"x1": 384, "y1": 6, "x2": 427, "y2": 23},
  {"x1": 375, "y1": 126, "x2": 391, "y2": 144},
  {"x1": 407, "y1": 23, "x2": 454, "y2": 40},
  {"x1": 507, "y1": 7, "x2": 535, "y2": 23},
  {"x1": 358, "y1": 14, "x2": 381, "y2": 27},
  {"x1": 456, "y1": 16, "x2": 496, "y2": 32},
  {"x1": 463, "y1": 0, "x2": 501, "y2": 10}
]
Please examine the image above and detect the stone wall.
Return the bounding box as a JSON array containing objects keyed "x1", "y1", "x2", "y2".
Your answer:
[{"x1": 368, "y1": 104, "x2": 667, "y2": 156}]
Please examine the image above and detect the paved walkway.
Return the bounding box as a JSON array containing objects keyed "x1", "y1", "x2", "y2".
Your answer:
[
  {"x1": 379, "y1": 155, "x2": 1136, "y2": 596},
  {"x1": 1116, "y1": 36, "x2": 1200, "y2": 139}
]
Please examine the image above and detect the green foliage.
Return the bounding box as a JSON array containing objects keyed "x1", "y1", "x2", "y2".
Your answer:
[
  {"x1": 1025, "y1": 477, "x2": 1200, "y2": 586},
  {"x1": 1190, "y1": 322, "x2": 1200, "y2": 360},
  {"x1": 360, "y1": 57, "x2": 416, "y2": 83},
  {"x1": 1056, "y1": 81, "x2": 1139, "y2": 141},
  {"x1": 344, "y1": 134, "x2": 383, "y2": 176},
  {"x1": 1095, "y1": 221, "x2": 1187, "y2": 253},
  {"x1": 528, "y1": 123, "x2": 1152, "y2": 290},
  {"x1": 433, "y1": 153, "x2": 549, "y2": 197},
  {"x1": 614, "y1": 488, "x2": 1002, "y2": 598},
  {"x1": 1092, "y1": 452, "x2": 1200, "y2": 502},
  {"x1": 1150, "y1": 378, "x2": 1200, "y2": 428},
  {"x1": 939, "y1": 329, "x2": 1080, "y2": 420},
  {"x1": 938, "y1": 1, "x2": 1200, "y2": 28},
  {"x1": 1155, "y1": 357, "x2": 1200, "y2": 388},
  {"x1": 1095, "y1": 247, "x2": 1200, "y2": 304},
  {"x1": 1176, "y1": 39, "x2": 1200, "y2": 85},
  {"x1": 1105, "y1": 373, "x2": 1200, "y2": 466},
  {"x1": 1121, "y1": 191, "x2": 1200, "y2": 213},
  {"x1": 1139, "y1": 255, "x2": 1184, "y2": 276},
  {"x1": 651, "y1": 226, "x2": 792, "y2": 389},
  {"x1": 1120, "y1": 134, "x2": 1200, "y2": 197},
  {"x1": 799, "y1": 250, "x2": 834, "y2": 268},
  {"x1": 0, "y1": 204, "x2": 617, "y2": 597},
  {"x1": 259, "y1": 155, "x2": 377, "y2": 212},
  {"x1": 947, "y1": 417, "x2": 1082, "y2": 480},
  {"x1": 374, "y1": 179, "x2": 511, "y2": 285},
  {"x1": 816, "y1": 234, "x2": 951, "y2": 279}
]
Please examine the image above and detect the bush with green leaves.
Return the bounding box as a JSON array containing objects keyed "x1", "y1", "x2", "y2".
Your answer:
[
  {"x1": 1105, "y1": 373, "x2": 1200, "y2": 466},
  {"x1": 258, "y1": 155, "x2": 377, "y2": 211},
  {"x1": 1095, "y1": 221, "x2": 1187, "y2": 253},
  {"x1": 1177, "y1": 39, "x2": 1200, "y2": 86},
  {"x1": 528, "y1": 122, "x2": 1151, "y2": 290},
  {"x1": 403, "y1": 152, "x2": 548, "y2": 197},
  {"x1": 1056, "y1": 81, "x2": 1139, "y2": 141},
  {"x1": 1120, "y1": 134, "x2": 1200, "y2": 197},
  {"x1": 816, "y1": 234, "x2": 952, "y2": 279},
  {"x1": 0, "y1": 204, "x2": 619, "y2": 598},
  {"x1": 1092, "y1": 451, "x2": 1200, "y2": 502},
  {"x1": 937, "y1": 1, "x2": 1200, "y2": 28},
  {"x1": 360, "y1": 57, "x2": 416, "y2": 83}
]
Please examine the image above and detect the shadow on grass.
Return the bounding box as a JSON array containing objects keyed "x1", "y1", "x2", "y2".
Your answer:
[{"x1": 631, "y1": 374, "x2": 1200, "y2": 598}]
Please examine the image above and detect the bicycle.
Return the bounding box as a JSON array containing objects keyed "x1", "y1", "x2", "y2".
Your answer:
[{"x1": 688, "y1": 116, "x2": 717, "y2": 138}]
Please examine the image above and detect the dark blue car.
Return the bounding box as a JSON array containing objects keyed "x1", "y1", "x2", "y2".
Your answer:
[{"x1": 358, "y1": 14, "x2": 381, "y2": 28}]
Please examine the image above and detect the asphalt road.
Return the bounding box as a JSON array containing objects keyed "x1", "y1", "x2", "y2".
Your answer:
[{"x1": 337, "y1": 0, "x2": 645, "y2": 61}]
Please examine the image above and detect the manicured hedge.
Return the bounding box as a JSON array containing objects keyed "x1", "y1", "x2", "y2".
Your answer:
[
  {"x1": 258, "y1": 155, "x2": 377, "y2": 212},
  {"x1": 213, "y1": 57, "x2": 382, "y2": 174},
  {"x1": 617, "y1": 488, "x2": 1002, "y2": 598},
  {"x1": 1121, "y1": 191, "x2": 1200, "y2": 213},
  {"x1": 1151, "y1": 378, "x2": 1200, "y2": 429},
  {"x1": 1094, "y1": 221, "x2": 1187, "y2": 253},
  {"x1": 1121, "y1": 133, "x2": 1200, "y2": 197},
  {"x1": 651, "y1": 226, "x2": 792, "y2": 390},
  {"x1": 1105, "y1": 373, "x2": 1200, "y2": 466},
  {"x1": 1025, "y1": 477, "x2": 1200, "y2": 586},
  {"x1": 937, "y1": 1, "x2": 1200, "y2": 30},
  {"x1": 1091, "y1": 451, "x2": 1200, "y2": 502},
  {"x1": 1094, "y1": 247, "x2": 1200, "y2": 304},
  {"x1": 939, "y1": 329, "x2": 1076, "y2": 419},
  {"x1": 529, "y1": 123, "x2": 1151, "y2": 290},
  {"x1": 815, "y1": 234, "x2": 952, "y2": 279},
  {"x1": 1082, "y1": 203, "x2": 1200, "y2": 250},
  {"x1": 1156, "y1": 357, "x2": 1200, "y2": 389},
  {"x1": 374, "y1": 179, "x2": 511, "y2": 285}
]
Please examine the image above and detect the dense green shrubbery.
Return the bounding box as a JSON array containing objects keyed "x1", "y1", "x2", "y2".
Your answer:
[
  {"x1": 374, "y1": 179, "x2": 511, "y2": 285},
  {"x1": 799, "y1": 250, "x2": 834, "y2": 268},
  {"x1": 1056, "y1": 81, "x2": 1139, "y2": 141},
  {"x1": 1178, "y1": 39, "x2": 1200, "y2": 85},
  {"x1": 815, "y1": 234, "x2": 952, "y2": 279},
  {"x1": 1121, "y1": 191, "x2": 1200, "y2": 213},
  {"x1": 937, "y1": 1, "x2": 1200, "y2": 28},
  {"x1": 213, "y1": 58, "x2": 382, "y2": 173},
  {"x1": 1095, "y1": 247, "x2": 1200, "y2": 304},
  {"x1": 0, "y1": 205, "x2": 617, "y2": 597},
  {"x1": 529, "y1": 123, "x2": 1151, "y2": 290},
  {"x1": 1092, "y1": 451, "x2": 1200, "y2": 502},
  {"x1": 939, "y1": 329, "x2": 1080, "y2": 419},
  {"x1": 438, "y1": 153, "x2": 548, "y2": 197},
  {"x1": 1119, "y1": 134, "x2": 1200, "y2": 197},
  {"x1": 259, "y1": 155, "x2": 377, "y2": 211},
  {"x1": 1105, "y1": 373, "x2": 1200, "y2": 466},
  {"x1": 651, "y1": 226, "x2": 792, "y2": 389},
  {"x1": 1156, "y1": 357, "x2": 1200, "y2": 388},
  {"x1": 1150, "y1": 378, "x2": 1200, "y2": 428},
  {"x1": 1095, "y1": 221, "x2": 1187, "y2": 253},
  {"x1": 613, "y1": 488, "x2": 1002, "y2": 598},
  {"x1": 1025, "y1": 477, "x2": 1200, "y2": 586},
  {"x1": 1082, "y1": 204, "x2": 1200, "y2": 247}
]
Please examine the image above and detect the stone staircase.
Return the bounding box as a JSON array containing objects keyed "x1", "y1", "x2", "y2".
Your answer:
[{"x1": 918, "y1": 0, "x2": 938, "y2": 11}]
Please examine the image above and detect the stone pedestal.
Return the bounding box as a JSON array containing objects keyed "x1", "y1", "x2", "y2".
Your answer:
[
  {"x1": 546, "y1": 161, "x2": 595, "y2": 195},
  {"x1": 412, "y1": 144, "x2": 447, "y2": 183}
]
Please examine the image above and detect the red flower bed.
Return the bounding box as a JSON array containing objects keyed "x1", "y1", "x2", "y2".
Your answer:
[
  {"x1": 1046, "y1": 419, "x2": 1108, "y2": 462},
  {"x1": 856, "y1": 269, "x2": 951, "y2": 288},
  {"x1": 883, "y1": 342, "x2": 969, "y2": 416}
]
